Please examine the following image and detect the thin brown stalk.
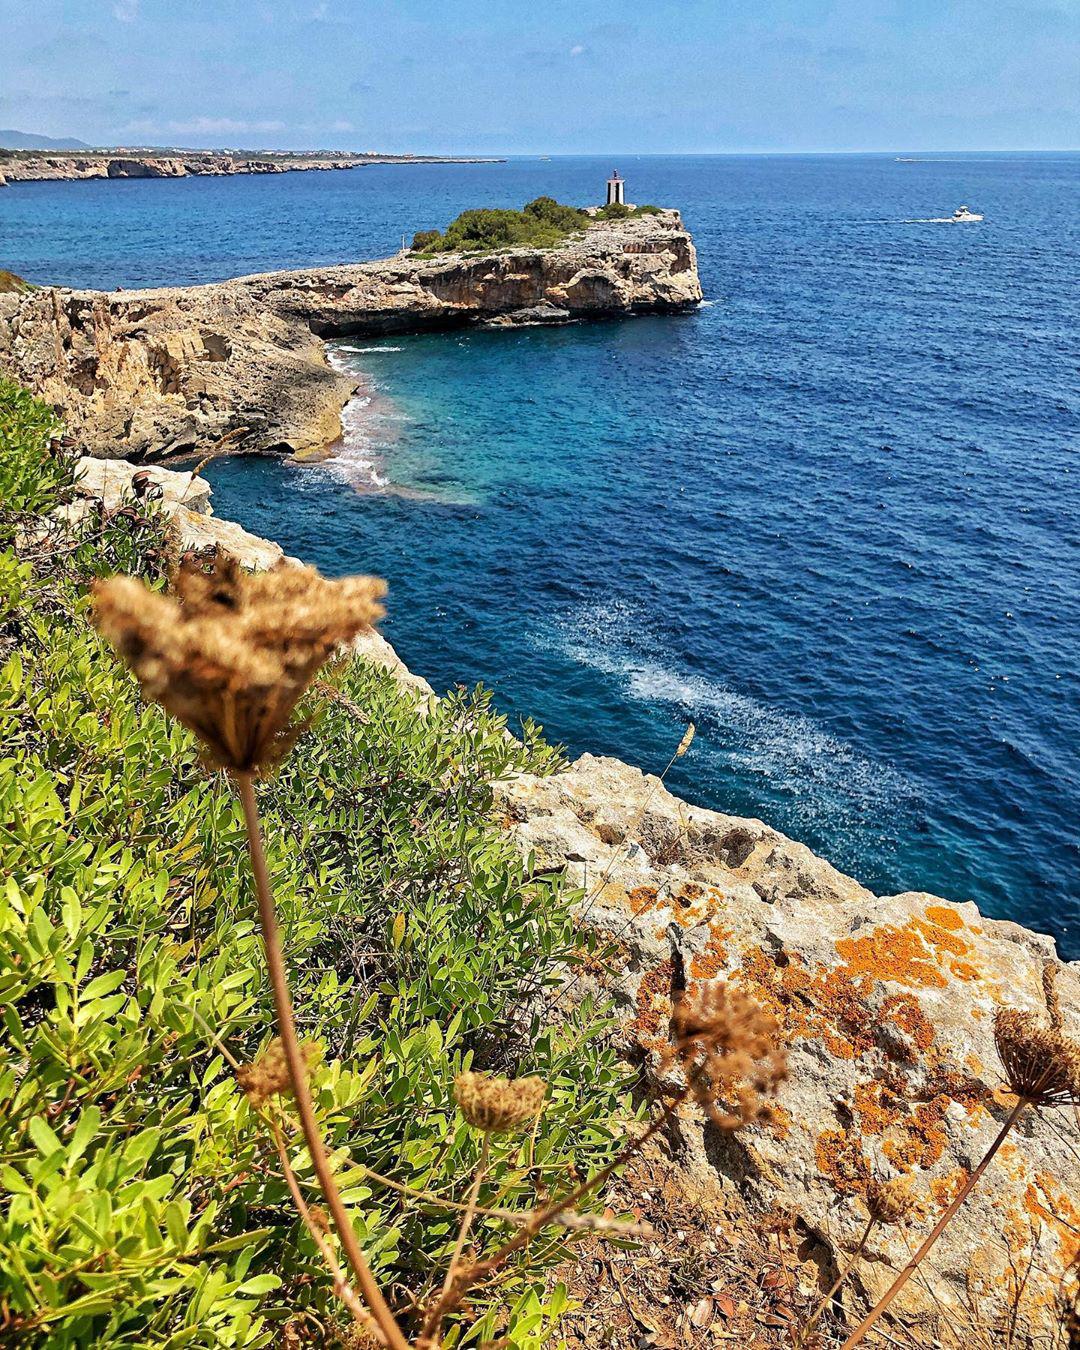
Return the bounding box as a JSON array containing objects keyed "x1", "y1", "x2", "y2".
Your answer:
[
  {"x1": 419, "y1": 1084, "x2": 689, "y2": 1342},
  {"x1": 268, "y1": 1115, "x2": 370, "y2": 1328},
  {"x1": 422, "y1": 1137, "x2": 491, "y2": 1342},
  {"x1": 237, "y1": 771, "x2": 409, "y2": 1350},
  {"x1": 801, "y1": 1217, "x2": 875, "y2": 1345},
  {"x1": 841, "y1": 1098, "x2": 1028, "y2": 1349}
]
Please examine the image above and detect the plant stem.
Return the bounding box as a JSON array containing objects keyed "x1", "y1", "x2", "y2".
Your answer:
[
  {"x1": 802, "y1": 1217, "x2": 875, "y2": 1345},
  {"x1": 237, "y1": 771, "x2": 409, "y2": 1350},
  {"x1": 421, "y1": 1137, "x2": 491, "y2": 1342},
  {"x1": 840, "y1": 1098, "x2": 1028, "y2": 1350},
  {"x1": 422, "y1": 1084, "x2": 690, "y2": 1339}
]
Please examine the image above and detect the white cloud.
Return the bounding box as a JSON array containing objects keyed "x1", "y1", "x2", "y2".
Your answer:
[
  {"x1": 569, "y1": 44, "x2": 586, "y2": 56},
  {"x1": 113, "y1": 0, "x2": 139, "y2": 20},
  {"x1": 330, "y1": 118, "x2": 354, "y2": 132}
]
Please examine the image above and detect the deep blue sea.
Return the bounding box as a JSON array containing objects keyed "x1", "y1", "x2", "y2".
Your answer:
[{"x1": 4, "y1": 154, "x2": 1078, "y2": 955}]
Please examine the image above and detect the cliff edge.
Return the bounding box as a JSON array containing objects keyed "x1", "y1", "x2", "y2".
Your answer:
[
  {"x1": 0, "y1": 210, "x2": 701, "y2": 461},
  {"x1": 67, "y1": 457, "x2": 1080, "y2": 1343}
]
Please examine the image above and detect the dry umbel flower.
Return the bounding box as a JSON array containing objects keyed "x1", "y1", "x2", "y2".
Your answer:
[
  {"x1": 994, "y1": 1007, "x2": 1080, "y2": 1108},
  {"x1": 454, "y1": 1071, "x2": 547, "y2": 1134},
  {"x1": 865, "y1": 1176, "x2": 916, "y2": 1226},
  {"x1": 92, "y1": 554, "x2": 386, "y2": 772},
  {"x1": 664, "y1": 982, "x2": 787, "y2": 1130},
  {"x1": 236, "y1": 1037, "x2": 320, "y2": 1107}
]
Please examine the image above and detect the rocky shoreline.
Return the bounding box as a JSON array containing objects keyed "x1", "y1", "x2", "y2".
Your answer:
[
  {"x1": 0, "y1": 150, "x2": 501, "y2": 186},
  {"x1": 71, "y1": 456, "x2": 1080, "y2": 1343},
  {"x1": 0, "y1": 210, "x2": 701, "y2": 461}
]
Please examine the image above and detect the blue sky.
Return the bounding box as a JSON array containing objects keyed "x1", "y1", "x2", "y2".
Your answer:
[{"x1": 4, "y1": 0, "x2": 1079, "y2": 153}]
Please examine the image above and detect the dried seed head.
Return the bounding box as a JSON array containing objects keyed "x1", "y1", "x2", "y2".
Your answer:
[
  {"x1": 865, "y1": 1176, "x2": 916, "y2": 1226},
  {"x1": 664, "y1": 983, "x2": 788, "y2": 1131},
  {"x1": 236, "y1": 1037, "x2": 319, "y2": 1107},
  {"x1": 92, "y1": 554, "x2": 386, "y2": 773},
  {"x1": 994, "y1": 1007, "x2": 1080, "y2": 1108},
  {"x1": 454, "y1": 1071, "x2": 547, "y2": 1134},
  {"x1": 675, "y1": 723, "x2": 695, "y2": 758}
]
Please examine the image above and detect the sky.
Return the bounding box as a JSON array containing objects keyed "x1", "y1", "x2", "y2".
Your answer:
[{"x1": 3, "y1": 0, "x2": 1079, "y2": 154}]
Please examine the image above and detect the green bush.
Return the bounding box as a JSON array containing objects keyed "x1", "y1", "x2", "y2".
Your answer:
[
  {"x1": 413, "y1": 198, "x2": 590, "y2": 255},
  {"x1": 594, "y1": 202, "x2": 662, "y2": 221},
  {"x1": 0, "y1": 388, "x2": 630, "y2": 1347},
  {"x1": 0, "y1": 377, "x2": 74, "y2": 543}
]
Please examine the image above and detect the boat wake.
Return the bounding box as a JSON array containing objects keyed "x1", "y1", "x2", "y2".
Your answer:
[{"x1": 548, "y1": 596, "x2": 917, "y2": 846}]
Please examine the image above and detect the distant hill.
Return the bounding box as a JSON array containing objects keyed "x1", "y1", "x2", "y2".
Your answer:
[{"x1": 0, "y1": 129, "x2": 92, "y2": 150}]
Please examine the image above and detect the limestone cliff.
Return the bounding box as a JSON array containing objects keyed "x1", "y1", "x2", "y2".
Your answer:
[
  {"x1": 0, "y1": 211, "x2": 701, "y2": 461},
  {"x1": 0, "y1": 151, "x2": 497, "y2": 183}
]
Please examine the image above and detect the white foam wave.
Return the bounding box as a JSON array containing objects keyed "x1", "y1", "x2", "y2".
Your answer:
[
  {"x1": 338, "y1": 345, "x2": 404, "y2": 354},
  {"x1": 550, "y1": 598, "x2": 912, "y2": 814}
]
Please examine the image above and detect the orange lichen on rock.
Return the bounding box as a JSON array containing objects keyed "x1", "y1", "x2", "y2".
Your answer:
[
  {"x1": 1026, "y1": 1173, "x2": 1080, "y2": 1269},
  {"x1": 815, "y1": 1128, "x2": 871, "y2": 1196},
  {"x1": 925, "y1": 904, "x2": 965, "y2": 932},
  {"x1": 763, "y1": 1103, "x2": 792, "y2": 1139},
  {"x1": 627, "y1": 885, "x2": 660, "y2": 917},
  {"x1": 882, "y1": 1096, "x2": 952, "y2": 1170},
  {"x1": 690, "y1": 927, "x2": 731, "y2": 981},
  {"x1": 853, "y1": 1077, "x2": 906, "y2": 1136},
  {"x1": 631, "y1": 960, "x2": 674, "y2": 1050},
  {"x1": 835, "y1": 921, "x2": 949, "y2": 989},
  {"x1": 931, "y1": 1168, "x2": 970, "y2": 1211},
  {"x1": 880, "y1": 993, "x2": 936, "y2": 1054},
  {"x1": 914, "y1": 916, "x2": 970, "y2": 960}
]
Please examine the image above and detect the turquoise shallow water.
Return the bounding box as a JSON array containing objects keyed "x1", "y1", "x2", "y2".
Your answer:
[{"x1": 5, "y1": 154, "x2": 1078, "y2": 954}]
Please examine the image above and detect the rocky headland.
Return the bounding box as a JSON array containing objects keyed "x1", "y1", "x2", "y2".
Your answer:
[
  {"x1": 0, "y1": 210, "x2": 701, "y2": 461},
  {"x1": 0, "y1": 150, "x2": 500, "y2": 184},
  {"x1": 65, "y1": 456, "x2": 1079, "y2": 1345}
]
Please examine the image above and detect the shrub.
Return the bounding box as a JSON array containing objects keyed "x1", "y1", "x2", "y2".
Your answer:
[
  {"x1": 412, "y1": 198, "x2": 590, "y2": 255},
  {"x1": 0, "y1": 376, "x2": 74, "y2": 543},
  {"x1": 0, "y1": 386, "x2": 629, "y2": 1346},
  {"x1": 594, "y1": 202, "x2": 662, "y2": 221}
]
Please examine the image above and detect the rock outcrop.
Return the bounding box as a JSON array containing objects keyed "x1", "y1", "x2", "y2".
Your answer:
[
  {"x1": 0, "y1": 152, "x2": 500, "y2": 184},
  {"x1": 0, "y1": 212, "x2": 701, "y2": 461},
  {"x1": 498, "y1": 755, "x2": 1079, "y2": 1341},
  {"x1": 67, "y1": 459, "x2": 1078, "y2": 1340}
]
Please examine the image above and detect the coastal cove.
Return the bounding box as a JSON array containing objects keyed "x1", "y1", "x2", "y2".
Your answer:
[
  {"x1": 3, "y1": 153, "x2": 1078, "y2": 956},
  {"x1": 202, "y1": 154, "x2": 1079, "y2": 959}
]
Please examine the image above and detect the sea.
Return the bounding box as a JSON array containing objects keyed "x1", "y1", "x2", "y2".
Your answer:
[{"x1": 4, "y1": 153, "x2": 1078, "y2": 956}]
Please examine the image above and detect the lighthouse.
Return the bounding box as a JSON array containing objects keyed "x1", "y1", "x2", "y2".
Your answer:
[{"x1": 606, "y1": 169, "x2": 625, "y2": 207}]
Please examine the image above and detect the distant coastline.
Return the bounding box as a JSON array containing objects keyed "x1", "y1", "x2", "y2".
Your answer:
[{"x1": 0, "y1": 149, "x2": 503, "y2": 186}]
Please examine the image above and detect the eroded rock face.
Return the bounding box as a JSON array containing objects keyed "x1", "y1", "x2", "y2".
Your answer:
[
  {"x1": 499, "y1": 754, "x2": 1080, "y2": 1339},
  {"x1": 0, "y1": 212, "x2": 701, "y2": 461}
]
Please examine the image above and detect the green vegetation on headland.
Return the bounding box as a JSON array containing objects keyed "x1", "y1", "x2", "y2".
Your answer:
[
  {"x1": 0, "y1": 377, "x2": 628, "y2": 1346},
  {"x1": 0, "y1": 268, "x2": 35, "y2": 294},
  {"x1": 412, "y1": 195, "x2": 662, "y2": 254}
]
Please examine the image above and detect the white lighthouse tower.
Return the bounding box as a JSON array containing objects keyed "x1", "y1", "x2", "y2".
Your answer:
[{"x1": 606, "y1": 169, "x2": 625, "y2": 207}]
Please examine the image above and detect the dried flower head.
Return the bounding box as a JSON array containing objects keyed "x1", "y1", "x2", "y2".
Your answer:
[
  {"x1": 664, "y1": 982, "x2": 787, "y2": 1130},
  {"x1": 994, "y1": 1008, "x2": 1080, "y2": 1108},
  {"x1": 865, "y1": 1176, "x2": 916, "y2": 1226},
  {"x1": 454, "y1": 1071, "x2": 547, "y2": 1134},
  {"x1": 236, "y1": 1037, "x2": 319, "y2": 1107},
  {"x1": 92, "y1": 554, "x2": 386, "y2": 773},
  {"x1": 675, "y1": 723, "x2": 695, "y2": 758}
]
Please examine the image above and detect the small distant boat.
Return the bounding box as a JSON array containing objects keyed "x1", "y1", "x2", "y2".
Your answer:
[{"x1": 951, "y1": 205, "x2": 983, "y2": 222}]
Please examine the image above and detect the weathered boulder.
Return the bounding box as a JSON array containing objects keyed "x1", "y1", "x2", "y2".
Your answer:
[
  {"x1": 0, "y1": 212, "x2": 701, "y2": 461},
  {"x1": 499, "y1": 753, "x2": 1079, "y2": 1340}
]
